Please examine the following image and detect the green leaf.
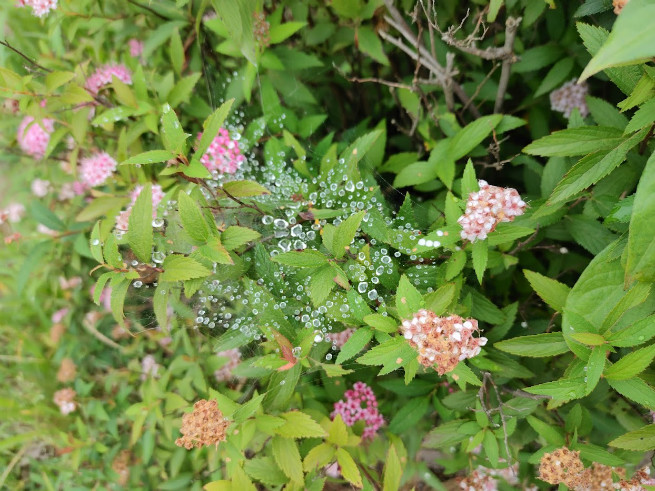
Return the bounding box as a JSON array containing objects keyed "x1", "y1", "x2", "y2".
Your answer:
[
  {"x1": 332, "y1": 210, "x2": 366, "y2": 259},
  {"x1": 221, "y1": 226, "x2": 261, "y2": 250},
  {"x1": 383, "y1": 444, "x2": 402, "y2": 491},
  {"x1": 336, "y1": 328, "x2": 373, "y2": 364},
  {"x1": 627, "y1": 151, "x2": 655, "y2": 282},
  {"x1": 271, "y1": 436, "x2": 303, "y2": 483},
  {"x1": 571, "y1": 442, "x2": 625, "y2": 466},
  {"x1": 396, "y1": 275, "x2": 424, "y2": 319},
  {"x1": 609, "y1": 425, "x2": 655, "y2": 451},
  {"x1": 534, "y1": 58, "x2": 575, "y2": 97},
  {"x1": 168, "y1": 73, "x2": 201, "y2": 107},
  {"x1": 523, "y1": 126, "x2": 624, "y2": 157},
  {"x1": 195, "y1": 99, "x2": 235, "y2": 159},
  {"x1": 608, "y1": 377, "x2": 655, "y2": 409},
  {"x1": 336, "y1": 448, "x2": 362, "y2": 488},
  {"x1": 461, "y1": 159, "x2": 479, "y2": 197},
  {"x1": 495, "y1": 333, "x2": 569, "y2": 357},
  {"x1": 198, "y1": 236, "x2": 233, "y2": 265},
  {"x1": 483, "y1": 430, "x2": 500, "y2": 467},
  {"x1": 109, "y1": 275, "x2": 130, "y2": 327},
  {"x1": 221, "y1": 180, "x2": 270, "y2": 197},
  {"x1": 548, "y1": 128, "x2": 646, "y2": 204},
  {"x1": 170, "y1": 28, "x2": 184, "y2": 76},
  {"x1": 471, "y1": 240, "x2": 488, "y2": 284},
  {"x1": 607, "y1": 315, "x2": 655, "y2": 347},
  {"x1": 486, "y1": 224, "x2": 535, "y2": 246},
  {"x1": 586, "y1": 345, "x2": 606, "y2": 394},
  {"x1": 571, "y1": 332, "x2": 606, "y2": 346},
  {"x1": 448, "y1": 115, "x2": 503, "y2": 161},
  {"x1": 424, "y1": 283, "x2": 457, "y2": 316},
  {"x1": 356, "y1": 337, "x2": 417, "y2": 374},
  {"x1": 327, "y1": 413, "x2": 349, "y2": 447},
  {"x1": 127, "y1": 185, "x2": 153, "y2": 263},
  {"x1": 271, "y1": 250, "x2": 328, "y2": 268},
  {"x1": 178, "y1": 191, "x2": 211, "y2": 242},
  {"x1": 232, "y1": 394, "x2": 265, "y2": 423},
  {"x1": 357, "y1": 25, "x2": 389, "y2": 65},
  {"x1": 160, "y1": 103, "x2": 188, "y2": 154},
  {"x1": 388, "y1": 397, "x2": 429, "y2": 434},
  {"x1": 524, "y1": 376, "x2": 586, "y2": 400},
  {"x1": 604, "y1": 344, "x2": 655, "y2": 380},
  {"x1": 160, "y1": 255, "x2": 212, "y2": 282},
  {"x1": 625, "y1": 98, "x2": 655, "y2": 134},
  {"x1": 422, "y1": 420, "x2": 469, "y2": 448},
  {"x1": 45, "y1": 71, "x2": 75, "y2": 92},
  {"x1": 269, "y1": 22, "x2": 306, "y2": 44},
  {"x1": 363, "y1": 313, "x2": 398, "y2": 333},
  {"x1": 303, "y1": 443, "x2": 336, "y2": 472},
  {"x1": 527, "y1": 416, "x2": 565, "y2": 446},
  {"x1": 580, "y1": 0, "x2": 655, "y2": 81},
  {"x1": 276, "y1": 411, "x2": 327, "y2": 439},
  {"x1": 523, "y1": 270, "x2": 570, "y2": 311},
  {"x1": 121, "y1": 150, "x2": 176, "y2": 166},
  {"x1": 244, "y1": 457, "x2": 288, "y2": 487},
  {"x1": 31, "y1": 201, "x2": 65, "y2": 232}
]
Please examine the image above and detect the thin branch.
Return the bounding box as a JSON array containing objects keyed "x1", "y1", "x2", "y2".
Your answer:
[
  {"x1": 494, "y1": 17, "x2": 522, "y2": 113},
  {"x1": 0, "y1": 40, "x2": 51, "y2": 73}
]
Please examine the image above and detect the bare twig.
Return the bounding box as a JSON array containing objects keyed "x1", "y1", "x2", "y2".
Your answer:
[
  {"x1": 494, "y1": 17, "x2": 522, "y2": 113},
  {"x1": 0, "y1": 40, "x2": 51, "y2": 73},
  {"x1": 81, "y1": 316, "x2": 126, "y2": 353}
]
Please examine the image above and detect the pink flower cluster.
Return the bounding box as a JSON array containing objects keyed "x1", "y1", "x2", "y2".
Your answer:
[
  {"x1": 85, "y1": 64, "x2": 132, "y2": 96},
  {"x1": 115, "y1": 184, "x2": 164, "y2": 231},
  {"x1": 458, "y1": 469, "x2": 498, "y2": 491},
  {"x1": 141, "y1": 355, "x2": 160, "y2": 381},
  {"x1": 326, "y1": 328, "x2": 355, "y2": 348},
  {"x1": 17, "y1": 0, "x2": 57, "y2": 17},
  {"x1": 128, "y1": 39, "x2": 143, "y2": 58},
  {"x1": 198, "y1": 128, "x2": 244, "y2": 174},
  {"x1": 214, "y1": 348, "x2": 242, "y2": 382},
  {"x1": 400, "y1": 310, "x2": 487, "y2": 375},
  {"x1": 550, "y1": 79, "x2": 589, "y2": 118},
  {"x1": 331, "y1": 382, "x2": 384, "y2": 440},
  {"x1": 17, "y1": 116, "x2": 54, "y2": 159},
  {"x1": 458, "y1": 180, "x2": 526, "y2": 242},
  {"x1": 0, "y1": 202, "x2": 25, "y2": 225},
  {"x1": 79, "y1": 152, "x2": 117, "y2": 187}
]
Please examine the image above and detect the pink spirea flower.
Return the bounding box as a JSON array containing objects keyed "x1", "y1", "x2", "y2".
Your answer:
[
  {"x1": 51, "y1": 308, "x2": 69, "y2": 324},
  {"x1": 326, "y1": 328, "x2": 355, "y2": 348},
  {"x1": 0, "y1": 202, "x2": 26, "y2": 224},
  {"x1": 85, "y1": 64, "x2": 132, "y2": 96},
  {"x1": 17, "y1": 0, "x2": 57, "y2": 17},
  {"x1": 214, "y1": 348, "x2": 242, "y2": 382},
  {"x1": 331, "y1": 382, "x2": 384, "y2": 440},
  {"x1": 458, "y1": 180, "x2": 526, "y2": 242},
  {"x1": 79, "y1": 152, "x2": 117, "y2": 187},
  {"x1": 400, "y1": 310, "x2": 487, "y2": 375},
  {"x1": 31, "y1": 178, "x2": 51, "y2": 197},
  {"x1": 115, "y1": 184, "x2": 164, "y2": 231},
  {"x1": 458, "y1": 469, "x2": 498, "y2": 491},
  {"x1": 128, "y1": 39, "x2": 143, "y2": 58},
  {"x1": 198, "y1": 128, "x2": 244, "y2": 174},
  {"x1": 550, "y1": 79, "x2": 589, "y2": 118},
  {"x1": 141, "y1": 355, "x2": 160, "y2": 381},
  {"x1": 17, "y1": 116, "x2": 54, "y2": 159}
]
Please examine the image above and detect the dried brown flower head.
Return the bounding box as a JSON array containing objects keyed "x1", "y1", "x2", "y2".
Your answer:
[
  {"x1": 175, "y1": 399, "x2": 230, "y2": 450},
  {"x1": 111, "y1": 450, "x2": 131, "y2": 486},
  {"x1": 53, "y1": 388, "x2": 77, "y2": 415},
  {"x1": 50, "y1": 323, "x2": 66, "y2": 344},
  {"x1": 613, "y1": 0, "x2": 629, "y2": 14},
  {"x1": 538, "y1": 447, "x2": 584, "y2": 486},
  {"x1": 57, "y1": 357, "x2": 76, "y2": 382}
]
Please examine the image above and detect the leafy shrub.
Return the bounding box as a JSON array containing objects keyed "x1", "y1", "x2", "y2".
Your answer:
[{"x1": 2, "y1": 0, "x2": 655, "y2": 489}]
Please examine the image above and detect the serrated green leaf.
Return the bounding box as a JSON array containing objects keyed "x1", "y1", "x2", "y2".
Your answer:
[
  {"x1": 383, "y1": 444, "x2": 402, "y2": 491},
  {"x1": 448, "y1": 116, "x2": 503, "y2": 161},
  {"x1": 221, "y1": 180, "x2": 270, "y2": 197},
  {"x1": 195, "y1": 99, "x2": 235, "y2": 159},
  {"x1": 276, "y1": 411, "x2": 327, "y2": 439},
  {"x1": 271, "y1": 435, "x2": 303, "y2": 483},
  {"x1": 495, "y1": 333, "x2": 569, "y2": 357},
  {"x1": 424, "y1": 283, "x2": 457, "y2": 316},
  {"x1": 336, "y1": 328, "x2": 373, "y2": 364},
  {"x1": 388, "y1": 397, "x2": 429, "y2": 434},
  {"x1": 121, "y1": 150, "x2": 176, "y2": 166},
  {"x1": 570, "y1": 332, "x2": 606, "y2": 346},
  {"x1": 160, "y1": 103, "x2": 187, "y2": 153},
  {"x1": 363, "y1": 314, "x2": 398, "y2": 333},
  {"x1": 332, "y1": 210, "x2": 366, "y2": 259},
  {"x1": 627, "y1": 151, "x2": 655, "y2": 282},
  {"x1": 271, "y1": 250, "x2": 328, "y2": 268},
  {"x1": 160, "y1": 255, "x2": 212, "y2": 282},
  {"x1": 608, "y1": 377, "x2": 655, "y2": 409},
  {"x1": 609, "y1": 425, "x2": 655, "y2": 451},
  {"x1": 127, "y1": 185, "x2": 152, "y2": 263},
  {"x1": 586, "y1": 345, "x2": 606, "y2": 394},
  {"x1": 221, "y1": 226, "x2": 260, "y2": 250},
  {"x1": 604, "y1": 344, "x2": 655, "y2": 380},
  {"x1": 396, "y1": 275, "x2": 424, "y2": 319},
  {"x1": 524, "y1": 376, "x2": 586, "y2": 400},
  {"x1": 523, "y1": 270, "x2": 570, "y2": 311},
  {"x1": 471, "y1": 240, "x2": 488, "y2": 284},
  {"x1": 526, "y1": 416, "x2": 566, "y2": 445},
  {"x1": 178, "y1": 190, "x2": 211, "y2": 242},
  {"x1": 303, "y1": 443, "x2": 336, "y2": 472},
  {"x1": 523, "y1": 126, "x2": 624, "y2": 157},
  {"x1": 336, "y1": 448, "x2": 362, "y2": 488},
  {"x1": 607, "y1": 315, "x2": 655, "y2": 347}
]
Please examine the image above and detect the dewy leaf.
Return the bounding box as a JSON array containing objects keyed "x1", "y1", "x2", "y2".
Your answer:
[
  {"x1": 495, "y1": 333, "x2": 570, "y2": 357},
  {"x1": 336, "y1": 328, "x2": 373, "y2": 364},
  {"x1": 570, "y1": 332, "x2": 606, "y2": 346},
  {"x1": 271, "y1": 250, "x2": 328, "y2": 268},
  {"x1": 580, "y1": 0, "x2": 655, "y2": 81},
  {"x1": 221, "y1": 180, "x2": 270, "y2": 197},
  {"x1": 626, "y1": 151, "x2": 655, "y2": 282},
  {"x1": 160, "y1": 103, "x2": 188, "y2": 154},
  {"x1": 127, "y1": 185, "x2": 152, "y2": 263},
  {"x1": 332, "y1": 210, "x2": 366, "y2": 259},
  {"x1": 609, "y1": 425, "x2": 655, "y2": 451},
  {"x1": 160, "y1": 255, "x2": 212, "y2": 282},
  {"x1": 604, "y1": 344, "x2": 655, "y2": 380},
  {"x1": 178, "y1": 191, "x2": 211, "y2": 243},
  {"x1": 396, "y1": 275, "x2": 424, "y2": 319},
  {"x1": 523, "y1": 270, "x2": 571, "y2": 312},
  {"x1": 195, "y1": 99, "x2": 235, "y2": 159},
  {"x1": 607, "y1": 315, "x2": 655, "y2": 347},
  {"x1": 524, "y1": 376, "x2": 586, "y2": 400},
  {"x1": 523, "y1": 126, "x2": 624, "y2": 157},
  {"x1": 221, "y1": 226, "x2": 261, "y2": 250}
]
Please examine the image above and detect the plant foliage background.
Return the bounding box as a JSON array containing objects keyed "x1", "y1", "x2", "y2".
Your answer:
[{"x1": 2, "y1": 0, "x2": 655, "y2": 489}]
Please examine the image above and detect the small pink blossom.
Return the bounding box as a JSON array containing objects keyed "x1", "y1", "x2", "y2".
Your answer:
[
  {"x1": 198, "y1": 128, "x2": 244, "y2": 174},
  {"x1": 59, "y1": 276, "x2": 82, "y2": 290},
  {"x1": 550, "y1": 79, "x2": 589, "y2": 118},
  {"x1": 115, "y1": 184, "x2": 164, "y2": 231},
  {"x1": 17, "y1": 116, "x2": 54, "y2": 159},
  {"x1": 331, "y1": 382, "x2": 384, "y2": 440},
  {"x1": 458, "y1": 180, "x2": 526, "y2": 242},
  {"x1": 326, "y1": 328, "x2": 355, "y2": 348},
  {"x1": 51, "y1": 308, "x2": 69, "y2": 323},
  {"x1": 37, "y1": 224, "x2": 58, "y2": 236},
  {"x1": 141, "y1": 355, "x2": 160, "y2": 380},
  {"x1": 85, "y1": 64, "x2": 132, "y2": 96},
  {"x1": 214, "y1": 348, "x2": 242, "y2": 382},
  {"x1": 0, "y1": 202, "x2": 26, "y2": 224},
  {"x1": 17, "y1": 0, "x2": 57, "y2": 17},
  {"x1": 79, "y1": 152, "x2": 117, "y2": 187},
  {"x1": 128, "y1": 39, "x2": 144, "y2": 58},
  {"x1": 31, "y1": 178, "x2": 51, "y2": 197}
]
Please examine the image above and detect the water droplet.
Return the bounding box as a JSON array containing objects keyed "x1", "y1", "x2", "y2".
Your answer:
[
  {"x1": 152, "y1": 218, "x2": 164, "y2": 227},
  {"x1": 325, "y1": 353, "x2": 332, "y2": 361},
  {"x1": 133, "y1": 280, "x2": 143, "y2": 288}
]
